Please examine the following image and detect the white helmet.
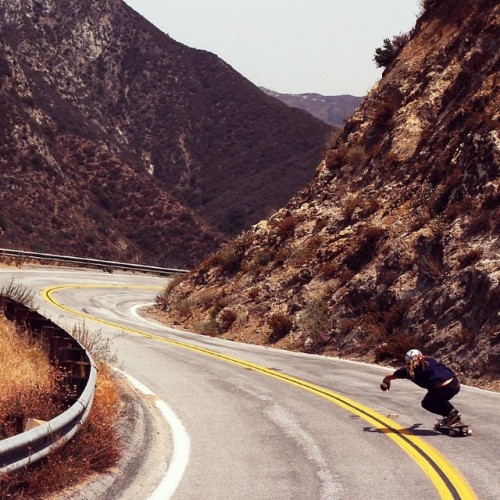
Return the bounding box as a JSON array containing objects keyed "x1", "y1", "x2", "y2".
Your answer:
[{"x1": 405, "y1": 349, "x2": 422, "y2": 363}]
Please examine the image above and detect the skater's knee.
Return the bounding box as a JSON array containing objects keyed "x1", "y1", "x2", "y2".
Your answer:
[
  {"x1": 421, "y1": 395, "x2": 435, "y2": 412},
  {"x1": 421, "y1": 398, "x2": 431, "y2": 411}
]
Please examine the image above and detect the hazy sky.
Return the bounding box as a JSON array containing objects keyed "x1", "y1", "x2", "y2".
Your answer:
[{"x1": 123, "y1": 0, "x2": 421, "y2": 96}]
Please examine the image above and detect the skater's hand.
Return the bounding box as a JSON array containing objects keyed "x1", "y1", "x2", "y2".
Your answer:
[{"x1": 380, "y1": 379, "x2": 390, "y2": 391}]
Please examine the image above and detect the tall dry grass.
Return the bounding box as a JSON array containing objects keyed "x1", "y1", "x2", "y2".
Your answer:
[
  {"x1": 0, "y1": 277, "x2": 36, "y2": 309},
  {"x1": 0, "y1": 316, "x2": 57, "y2": 438},
  {"x1": 0, "y1": 363, "x2": 123, "y2": 498},
  {"x1": 0, "y1": 317, "x2": 123, "y2": 497},
  {"x1": 0, "y1": 318, "x2": 53, "y2": 396}
]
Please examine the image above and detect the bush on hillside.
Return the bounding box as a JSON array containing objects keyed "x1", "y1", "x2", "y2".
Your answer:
[
  {"x1": 267, "y1": 312, "x2": 293, "y2": 343},
  {"x1": 373, "y1": 33, "x2": 411, "y2": 68}
]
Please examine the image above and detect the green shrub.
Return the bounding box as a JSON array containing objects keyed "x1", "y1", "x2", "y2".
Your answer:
[
  {"x1": 19, "y1": 221, "x2": 34, "y2": 234},
  {"x1": 374, "y1": 38, "x2": 396, "y2": 68},
  {"x1": 373, "y1": 33, "x2": 410, "y2": 68},
  {"x1": 218, "y1": 208, "x2": 246, "y2": 235}
]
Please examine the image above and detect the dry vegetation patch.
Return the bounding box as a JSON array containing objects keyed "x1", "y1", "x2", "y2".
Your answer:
[
  {"x1": 0, "y1": 316, "x2": 123, "y2": 497},
  {"x1": 0, "y1": 316, "x2": 56, "y2": 438}
]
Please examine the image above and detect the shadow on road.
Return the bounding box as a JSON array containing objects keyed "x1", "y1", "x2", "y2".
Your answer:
[{"x1": 362, "y1": 423, "x2": 439, "y2": 437}]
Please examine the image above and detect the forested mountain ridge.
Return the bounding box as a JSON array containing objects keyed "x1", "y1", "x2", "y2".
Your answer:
[{"x1": 0, "y1": 0, "x2": 330, "y2": 267}]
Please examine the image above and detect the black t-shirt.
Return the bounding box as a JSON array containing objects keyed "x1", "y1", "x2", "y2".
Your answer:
[{"x1": 394, "y1": 357, "x2": 455, "y2": 389}]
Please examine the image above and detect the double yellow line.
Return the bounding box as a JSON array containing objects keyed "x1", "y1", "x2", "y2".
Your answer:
[{"x1": 43, "y1": 284, "x2": 476, "y2": 500}]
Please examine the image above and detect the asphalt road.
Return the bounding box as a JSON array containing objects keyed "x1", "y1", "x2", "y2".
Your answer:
[{"x1": 1, "y1": 267, "x2": 499, "y2": 499}]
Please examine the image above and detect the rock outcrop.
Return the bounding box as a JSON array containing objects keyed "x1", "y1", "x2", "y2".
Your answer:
[{"x1": 157, "y1": 0, "x2": 499, "y2": 385}]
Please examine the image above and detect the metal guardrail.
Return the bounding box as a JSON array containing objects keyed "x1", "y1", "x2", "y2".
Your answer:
[
  {"x1": 0, "y1": 297, "x2": 97, "y2": 474},
  {"x1": 0, "y1": 248, "x2": 189, "y2": 276}
]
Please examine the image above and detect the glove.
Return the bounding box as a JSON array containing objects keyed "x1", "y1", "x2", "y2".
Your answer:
[{"x1": 380, "y1": 380, "x2": 390, "y2": 391}]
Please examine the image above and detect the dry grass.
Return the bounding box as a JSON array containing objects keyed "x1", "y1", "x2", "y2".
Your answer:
[
  {"x1": 155, "y1": 274, "x2": 187, "y2": 311},
  {"x1": 71, "y1": 322, "x2": 119, "y2": 366},
  {"x1": 0, "y1": 278, "x2": 36, "y2": 310},
  {"x1": 0, "y1": 364, "x2": 122, "y2": 498},
  {"x1": 0, "y1": 319, "x2": 53, "y2": 400},
  {"x1": 0, "y1": 317, "x2": 123, "y2": 497},
  {"x1": 0, "y1": 317, "x2": 57, "y2": 438}
]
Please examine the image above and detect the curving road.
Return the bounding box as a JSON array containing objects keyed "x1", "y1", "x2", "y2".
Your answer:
[{"x1": 1, "y1": 267, "x2": 499, "y2": 499}]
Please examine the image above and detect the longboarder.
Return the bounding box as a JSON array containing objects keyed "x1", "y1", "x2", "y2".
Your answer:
[{"x1": 380, "y1": 349, "x2": 464, "y2": 428}]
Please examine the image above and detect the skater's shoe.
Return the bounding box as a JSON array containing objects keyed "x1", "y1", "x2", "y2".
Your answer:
[
  {"x1": 434, "y1": 416, "x2": 447, "y2": 429},
  {"x1": 446, "y1": 409, "x2": 461, "y2": 426}
]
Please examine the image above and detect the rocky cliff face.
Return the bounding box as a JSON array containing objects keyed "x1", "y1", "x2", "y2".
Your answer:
[
  {"x1": 157, "y1": 0, "x2": 499, "y2": 385},
  {"x1": 0, "y1": 0, "x2": 329, "y2": 267}
]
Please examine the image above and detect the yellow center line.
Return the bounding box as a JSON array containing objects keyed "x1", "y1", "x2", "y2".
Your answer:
[{"x1": 42, "y1": 284, "x2": 476, "y2": 500}]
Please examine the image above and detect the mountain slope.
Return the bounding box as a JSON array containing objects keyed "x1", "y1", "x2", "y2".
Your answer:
[
  {"x1": 260, "y1": 88, "x2": 362, "y2": 127},
  {"x1": 156, "y1": 0, "x2": 499, "y2": 384},
  {"x1": 0, "y1": 0, "x2": 330, "y2": 267}
]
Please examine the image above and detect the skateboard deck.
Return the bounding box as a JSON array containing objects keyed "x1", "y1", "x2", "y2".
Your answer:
[{"x1": 434, "y1": 422, "x2": 472, "y2": 437}]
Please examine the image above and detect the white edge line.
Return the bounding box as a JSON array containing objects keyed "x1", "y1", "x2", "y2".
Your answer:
[
  {"x1": 117, "y1": 368, "x2": 155, "y2": 395},
  {"x1": 130, "y1": 302, "x2": 165, "y2": 328},
  {"x1": 150, "y1": 400, "x2": 191, "y2": 500},
  {"x1": 114, "y1": 368, "x2": 191, "y2": 499}
]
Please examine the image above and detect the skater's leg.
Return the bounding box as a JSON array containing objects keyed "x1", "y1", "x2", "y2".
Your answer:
[
  {"x1": 422, "y1": 391, "x2": 455, "y2": 416},
  {"x1": 422, "y1": 377, "x2": 461, "y2": 420}
]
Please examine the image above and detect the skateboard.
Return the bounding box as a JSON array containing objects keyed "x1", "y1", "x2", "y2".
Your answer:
[{"x1": 434, "y1": 421, "x2": 472, "y2": 437}]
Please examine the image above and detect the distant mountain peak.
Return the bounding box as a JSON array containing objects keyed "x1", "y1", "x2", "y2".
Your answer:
[{"x1": 260, "y1": 87, "x2": 363, "y2": 127}]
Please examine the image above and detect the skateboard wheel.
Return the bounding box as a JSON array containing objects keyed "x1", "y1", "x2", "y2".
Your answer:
[{"x1": 467, "y1": 429, "x2": 472, "y2": 436}]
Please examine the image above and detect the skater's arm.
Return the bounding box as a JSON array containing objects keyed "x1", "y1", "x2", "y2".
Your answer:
[{"x1": 380, "y1": 370, "x2": 405, "y2": 391}]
